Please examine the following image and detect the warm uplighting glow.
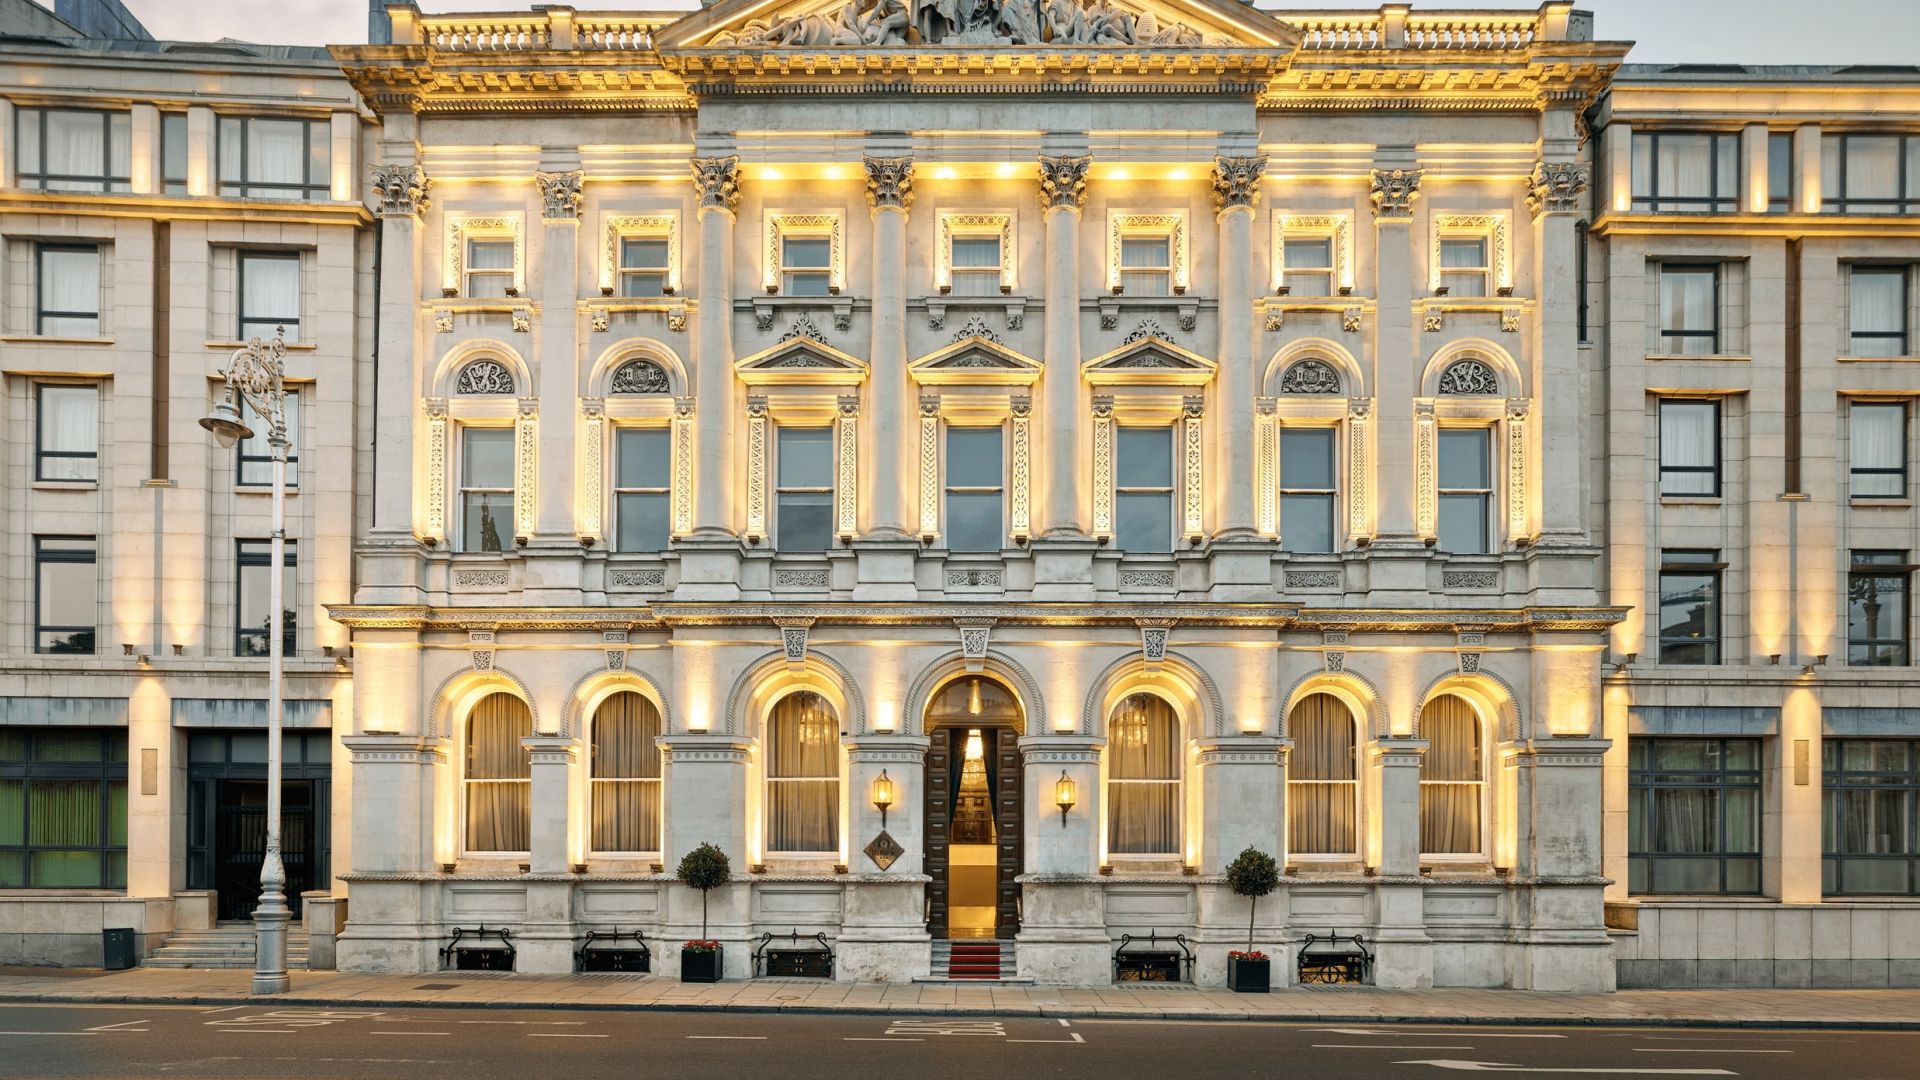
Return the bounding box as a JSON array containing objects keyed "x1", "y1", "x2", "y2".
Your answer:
[
  {"x1": 1167, "y1": 168, "x2": 1189, "y2": 181},
  {"x1": 996, "y1": 162, "x2": 1017, "y2": 178},
  {"x1": 761, "y1": 166, "x2": 784, "y2": 181},
  {"x1": 935, "y1": 166, "x2": 958, "y2": 180},
  {"x1": 874, "y1": 700, "x2": 897, "y2": 732},
  {"x1": 822, "y1": 165, "x2": 844, "y2": 180},
  {"x1": 1054, "y1": 771, "x2": 1077, "y2": 824},
  {"x1": 966, "y1": 678, "x2": 983, "y2": 716},
  {"x1": 964, "y1": 727, "x2": 985, "y2": 761},
  {"x1": 1107, "y1": 167, "x2": 1130, "y2": 181}
]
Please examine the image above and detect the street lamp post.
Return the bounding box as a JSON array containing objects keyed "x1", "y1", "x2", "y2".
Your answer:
[{"x1": 201, "y1": 329, "x2": 292, "y2": 996}]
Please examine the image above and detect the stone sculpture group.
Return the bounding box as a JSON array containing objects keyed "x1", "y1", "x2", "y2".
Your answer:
[{"x1": 708, "y1": 0, "x2": 1225, "y2": 47}]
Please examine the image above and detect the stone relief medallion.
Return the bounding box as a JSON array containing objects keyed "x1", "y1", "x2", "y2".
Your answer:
[
  {"x1": 864, "y1": 830, "x2": 904, "y2": 871},
  {"x1": 707, "y1": 0, "x2": 1231, "y2": 49}
]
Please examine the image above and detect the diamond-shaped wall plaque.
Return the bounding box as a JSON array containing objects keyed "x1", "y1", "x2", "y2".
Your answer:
[{"x1": 864, "y1": 830, "x2": 903, "y2": 871}]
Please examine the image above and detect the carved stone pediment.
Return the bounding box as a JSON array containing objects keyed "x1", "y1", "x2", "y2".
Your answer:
[
  {"x1": 734, "y1": 337, "x2": 870, "y2": 386},
  {"x1": 1082, "y1": 336, "x2": 1216, "y2": 386},
  {"x1": 908, "y1": 337, "x2": 1044, "y2": 386},
  {"x1": 665, "y1": 0, "x2": 1298, "y2": 51}
]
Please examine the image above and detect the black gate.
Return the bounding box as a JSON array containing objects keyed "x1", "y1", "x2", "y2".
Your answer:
[
  {"x1": 186, "y1": 731, "x2": 332, "y2": 923},
  {"x1": 213, "y1": 780, "x2": 314, "y2": 921}
]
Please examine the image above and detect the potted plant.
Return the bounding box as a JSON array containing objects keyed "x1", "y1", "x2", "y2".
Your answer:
[
  {"x1": 1225, "y1": 846, "x2": 1279, "y2": 993},
  {"x1": 676, "y1": 842, "x2": 730, "y2": 983}
]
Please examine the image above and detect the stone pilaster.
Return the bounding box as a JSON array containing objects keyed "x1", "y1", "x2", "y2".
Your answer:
[
  {"x1": 1507, "y1": 738, "x2": 1615, "y2": 991},
  {"x1": 1211, "y1": 155, "x2": 1265, "y2": 544},
  {"x1": 532, "y1": 168, "x2": 583, "y2": 547},
  {"x1": 1194, "y1": 735, "x2": 1285, "y2": 872},
  {"x1": 1371, "y1": 738, "x2": 1433, "y2": 989},
  {"x1": 335, "y1": 734, "x2": 445, "y2": 973},
  {"x1": 659, "y1": 733, "x2": 754, "y2": 979},
  {"x1": 679, "y1": 156, "x2": 747, "y2": 599},
  {"x1": 518, "y1": 737, "x2": 578, "y2": 973},
  {"x1": 1016, "y1": 733, "x2": 1106, "y2": 983},
  {"x1": 1528, "y1": 157, "x2": 1591, "y2": 546},
  {"x1": 369, "y1": 161, "x2": 430, "y2": 545},
  {"x1": 1037, "y1": 153, "x2": 1091, "y2": 541},
  {"x1": 1366, "y1": 161, "x2": 1428, "y2": 603},
  {"x1": 839, "y1": 735, "x2": 933, "y2": 981}
]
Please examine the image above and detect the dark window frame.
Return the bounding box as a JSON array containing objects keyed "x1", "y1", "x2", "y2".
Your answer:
[
  {"x1": 1114, "y1": 424, "x2": 1176, "y2": 553},
  {"x1": 773, "y1": 424, "x2": 835, "y2": 553},
  {"x1": 14, "y1": 107, "x2": 130, "y2": 193},
  {"x1": 215, "y1": 115, "x2": 329, "y2": 202},
  {"x1": 35, "y1": 383, "x2": 99, "y2": 483},
  {"x1": 942, "y1": 424, "x2": 1006, "y2": 553},
  {"x1": 235, "y1": 539, "x2": 297, "y2": 658},
  {"x1": 1632, "y1": 131, "x2": 1741, "y2": 214},
  {"x1": 1851, "y1": 400, "x2": 1909, "y2": 499},
  {"x1": 617, "y1": 237, "x2": 671, "y2": 298},
  {"x1": 0, "y1": 729, "x2": 128, "y2": 890},
  {"x1": 1823, "y1": 133, "x2": 1920, "y2": 215},
  {"x1": 1659, "y1": 262, "x2": 1722, "y2": 355},
  {"x1": 1848, "y1": 550, "x2": 1913, "y2": 667},
  {"x1": 1767, "y1": 131, "x2": 1795, "y2": 214},
  {"x1": 34, "y1": 243, "x2": 101, "y2": 337},
  {"x1": 1658, "y1": 549, "x2": 1725, "y2": 666},
  {"x1": 159, "y1": 112, "x2": 189, "y2": 196},
  {"x1": 1849, "y1": 265, "x2": 1911, "y2": 357},
  {"x1": 1575, "y1": 220, "x2": 1591, "y2": 342},
  {"x1": 1658, "y1": 398, "x2": 1722, "y2": 498},
  {"x1": 613, "y1": 425, "x2": 672, "y2": 554},
  {"x1": 1824, "y1": 739, "x2": 1920, "y2": 897},
  {"x1": 237, "y1": 250, "x2": 302, "y2": 342},
  {"x1": 1279, "y1": 425, "x2": 1338, "y2": 554},
  {"x1": 236, "y1": 389, "x2": 298, "y2": 489},
  {"x1": 1628, "y1": 737, "x2": 1763, "y2": 896},
  {"x1": 1435, "y1": 425, "x2": 1494, "y2": 555},
  {"x1": 33, "y1": 536, "x2": 96, "y2": 656}
]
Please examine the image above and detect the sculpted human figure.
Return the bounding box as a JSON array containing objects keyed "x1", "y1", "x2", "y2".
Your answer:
[
  {"x1": 1040, "y1": 0, "x2": 1086, "y2": 43},
  {"x1": 996, "y1": 0, "x2": 1043, "y2": 44},
  {"x1": 864, "y1": 0, "x2": 912, "y2": 44}
]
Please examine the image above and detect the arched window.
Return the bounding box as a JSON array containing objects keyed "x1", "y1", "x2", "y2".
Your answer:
[
  {"x1": 1288, "y1": 693, "x2": 1358, "y2": 856},
  {"x1": 1107, "y1": 693, "x2": 1180, "y2": 856},
  {"x1": 1419, "y1": 695, "x2": 1485, "y2": 856},
  {"x1": 767, "y1": 691, "x2": 839, "y2": 854},
  {"x1": 464, "y1": 692, "x2": 531, "y2": 854},
  {"x1": 590, "y1": 691, "x2": 662, "y2": 853}
]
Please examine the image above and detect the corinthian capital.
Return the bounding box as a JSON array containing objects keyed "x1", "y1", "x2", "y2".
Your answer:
[
  {"x1": 864, "y1": 156, "x2": 914, "y2": 212},
  {"x1": 370, "y1": 162, "x2": 431, "y2": 217},
  {"x1": 1037, "y1": 154, "x2": 1092, "y2": 212},
  {"x1": 1368, "y1": 167, "x2": 1423, "y2": 219},
  {"x1": 535, "y1": 169, "x2": 584, "y2": 220},
  {"x1": 1527, "y1": 160, "x2": 1590, "y2": 217},
  {"x1": 690, "y1": 156, "x2": 742, "y2": 212},
  {"x1": 1211, "y1": 155, "x2": 1267, "y2": 214}
]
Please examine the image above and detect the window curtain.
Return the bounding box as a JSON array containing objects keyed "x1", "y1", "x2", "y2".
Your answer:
[
  {"x1": 591, "y1": 692, "x2": 662, "y2": 853},
  {"x1": 1440, "y1": 238, "x2": 1485, "y2": 268},
  {"x1": 1108, "y1": 694, "x2": 1179, "y2": 855},
  {"x1": 768, "y1": 692, "x2": 838, "y2": 853},
  {"x1": 1120, "y1": 237, "x2": 1171, "y2": 295},
  {"x1": 250, "y1": 120, "x2": 306, "y2": 186},
  {"x1": 1657, "y1": 135, "x2": 1714, "y2": 198},
  {"x1": 1852, "y1": 404, "x2": 1905, "y2": 495},
  {"x1": 40, "y1": 248, "x2": 99, "y2": 334},
  {"x1": 27, "y1": 778, "x2": 102, "y2": 886},
  {"x1": 1661, "y1": 270, "x2": 1715, "y2": 335},
  {"x1": 1660, "y1": 402, "x2": 1715, "y2": 471},
  {"x1": 465, "y1": 693, "x2": 531, "y2": 853},
  {"x1": 1848, "y1": 137, "x2": 1901, "y2": 200},
  {"x1": 46, "y1": 111, "x2": 104, "y2": 177},
  {"x1": 242, "y1": 256, "x2": 301, "y2": 340},
  {"x1": 1288, "y1": 693, "x2": 1358, "y2": 855},
  {"x1": 1419, "y1": 695, "x2": 1483, "y2": 855},
  {"x1": 39, "y1": 386, "x2": 97, "y2": 475},
  {"x1": 1852, "y1": 270, "x2": 1906, "y2": 354}
]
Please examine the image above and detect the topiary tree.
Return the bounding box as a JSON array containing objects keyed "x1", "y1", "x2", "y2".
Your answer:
[
  {"x1": 676, "y1": 842, "x2": 732, "y2": 940},
  {"x1": 1225, "y1": 846, "x2": 1280, "y2": 954}
]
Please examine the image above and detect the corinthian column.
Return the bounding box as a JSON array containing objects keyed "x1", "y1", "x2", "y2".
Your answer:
[
  {"x1": 1038, "y1": 154, "x2": 1092, "y2": 538},
  {"x1": 864, "y1": 156, "x2": 914, "y2": 539},
  {"x1": 1212, "y1": 155, "x2": 1266, "y2": 540},
  {"x1": 690, "y1": 156, "x2": 741, "y2": 538}
]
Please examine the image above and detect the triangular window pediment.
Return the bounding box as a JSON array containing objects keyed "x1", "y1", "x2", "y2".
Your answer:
[
  {"x1": 909, "y1": 337, "x2": 1043, "y2": 385},
  {"x1": 1082, "y1": 336, "x2": 1216, "y2": 386},
  {"x1": 735, "y1": 337, "x2": 869, "y2": 386}
]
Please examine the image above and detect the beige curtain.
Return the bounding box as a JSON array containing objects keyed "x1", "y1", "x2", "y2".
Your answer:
[
  {"x1": 1419, "y1": 695, "x2": 1484, "y2": 855},
  {"x1": 465, "y1": 693, "x2": 531, "y2": 853},
  {"x1": 1108, "y1": 693, "x2": 1180, "y2": 855},
  {"x1": 768, "y1": 691, "x2": 838, "y2": 853},
  {"x1": 1288, "y1": 693, "x2": 1358, "y2": 855},
  {"x1": 591, "y1": 691, "x2": 662, "y2": 853}
]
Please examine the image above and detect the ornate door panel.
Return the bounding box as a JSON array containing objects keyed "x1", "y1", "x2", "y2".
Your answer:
[
  {"x1": 993, "y1": 726, "x2": 1023, "y2": 938},
  {"x1": 924, "y1": 728, "x2": 954, "y2": 939}
]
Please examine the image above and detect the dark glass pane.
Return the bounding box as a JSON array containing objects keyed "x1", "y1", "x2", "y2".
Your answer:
[
  {"x1": 776, "y1": 493, "x2": 834, "y2": 552},
  {"x1": 1116, "y1": 492, "x2": 1173, "y2": 553},
  {"x1": 1437, "y1": 429, "x2": 1489, "y2": 489},
  {"x1": 777, "y1": 427, "x2": 833, "y2": 488},
  {"x1": 1117, "y1": 427, "x2": 1173, "y2": 487},
  {"x1": 1437, "y1": 493, "x2": 1488, "y2": 554},
  {"x1": 1280, "y1": 493, "x2": 1334, "y2": 553},
  {"x1": 617, "y1": 492, "x2": 671, "y2": 553},
  {"x1": 944, "y1": 492, "x2": 1003, "y2": 553},
  {"x1": 1280, "y1": 428, "x2": 1334, "y2": 489},
  {"x1": 945, "y1": 428, "x2": 1003, "y2": 489},
  {"x1": 616, "y1": 428, "x2": 671, "y2": 489}
]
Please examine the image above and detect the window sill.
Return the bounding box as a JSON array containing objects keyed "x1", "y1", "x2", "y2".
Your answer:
[
  {"x1": 234, "y1": 486, "x2": 300, "y2": 496},
  {"x1": 31, "y1": 481, "x2": 98, "y2": 492},
  {"x1": 0, "y1": 334, "x2": 113, "y2": 346},
  {"x1": 205, "y1": 340, "x2": 317, "y2": 351},
  {"x1": 1646, "y1": 353, "x2": 1751, "y2": 363},
  {"x1": 1659, "y1": 497, "x2": 1724, "y2": 507},
  {"x1": 1837, "y1": 354, "x2": 1920, "y2": 364},
  {"x1": 1849, "y1": 499, "x2": 1913, "y2": 509}
]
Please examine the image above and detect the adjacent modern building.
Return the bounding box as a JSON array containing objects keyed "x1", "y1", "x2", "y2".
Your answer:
[{"x1": 0, "y1": 0, "x2": 1916, "y2": 991}]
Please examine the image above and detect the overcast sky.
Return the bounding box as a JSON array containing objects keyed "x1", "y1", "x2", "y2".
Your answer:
[{"x1": 82, "y1": 0, "x2": 1920, "y2": 63}]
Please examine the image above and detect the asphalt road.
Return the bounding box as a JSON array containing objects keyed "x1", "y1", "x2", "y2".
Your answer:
[{"x1": 0, "y1": 1002, "x2": 1913, "y2": 1079}]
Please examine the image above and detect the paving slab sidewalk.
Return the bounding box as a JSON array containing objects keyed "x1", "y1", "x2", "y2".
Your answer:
[{"x1": 3, "y1": 967, "x2": 1920, "y2": 1029}]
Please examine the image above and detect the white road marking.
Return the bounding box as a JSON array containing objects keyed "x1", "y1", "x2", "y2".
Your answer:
[
  {"x1": 0, "y1": 1031, "x2": 102, "y2": 1036},
  {"x1": 85, "y1": 1020, "x2": 150, "y2": 1032},
  {"x1": 459, "y1": 1019, "x2": 588, "y2": 1025},
  {"x1": 1318, "y1": 1044, "x2": 1478, "y2": 1050},
  {"x1": 1633, "y1": 1049, "x2": 1790, "y2": 1055},
  {"x1": 1394, "y1": 1060, "x2": 1735, "y2": 1075},
  {"x1": 845, "y1": 1037, "x2": 924, "y2": 1042},
  {"x1": 1007, "y1": 1033, "x2": 1087, "y2": 1044},
  {"x1": 1058, "y1": 1019, "x2": 1073, "y2": 1028},
  {"x1": 527, "y1": 1033, "x2": 608, "y2": 1039},
  {"x1": 198, "y1": 1006, "x2": 248, "y2": 1014},
  {"x1": 1316, "y1": 1028, "x2": 1566, "y2": 1040},
  {"x1": 686, "y1": 1035, "x2": 767, "y2": 1040},
  {"x1": 371, "y1": 1030, "x2": 450, "y2": 1036},
  {"x1": 218, "y1": 1029, "x2": 299, "y2": 1034},
  {"x1": 884, "y1": 1020, "x2": 1006, "y2": 1036}
]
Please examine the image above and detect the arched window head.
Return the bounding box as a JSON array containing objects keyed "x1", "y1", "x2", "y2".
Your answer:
[
  {"x1": 767, "y1": 691, "x2": 839, "y2": 854},
  {"x1": 610, "y1": 358, "x2": 671, "y2": 396},
  {"x1": 1287, "y1": 693, "x2": 1358, "y2": 856},
  {"x1": 456, "y1": 358, "x2": 517, "y2": 396},
  {"x1": 464, "y1": 692, "x2": 532, "y2": 854},
  {"x1": 590, "y1": 691, "x2": 663, "y2": 853},
  {"x1": 1418, "y1": 694, "x2": 1485, "y2": 856},
  {"x1": 1436, "y1": 358, "x2": 1500, "y2": 397},
  {"x1": 1279, "y1": 358, "x2": 1343, "y2": 396},
  {"x1": 1107, "y1": 693, "x2": 1179, "y2": 856}
]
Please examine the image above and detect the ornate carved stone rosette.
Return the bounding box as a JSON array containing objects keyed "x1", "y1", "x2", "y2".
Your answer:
[
  {"x1": 1438, "y1": 359, "x2": 1501, "y2": 397},
  {"x1": 535, "y1": 169, "x2": 584, "y2": 220},
  {"x1": 1527, "y1": 160, "x2": 1590, "y2": 217},
  {"x1": 610, "y1": 359, "x2": 670, "y2": 395},
  {"x1": 1210, "y1": 154, "x2": 1266, "y2": 214},
  {"x1": 1368, "y1": 167, "x2": 1423, "y2": 218},
  {"x1": 371, "y1": 162, "x2": 430, "y2": 217},
  {"x1": 1037, "y1": 154, "x2": 1092, "y2": 212},
  {"x1": 863, "y1": 156, "x2": 914, "y2": 212},
  {"x1": 691, "y1": 155, "x2": 742, "y2": 212}
]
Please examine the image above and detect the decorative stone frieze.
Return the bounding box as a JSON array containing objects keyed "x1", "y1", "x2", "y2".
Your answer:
[
  {"x1": 691, "y1": 155, "x2": 742, "y2": 211},
  {"x1": 1210, "y1": 154, "x2": 1266, "y2": 214},
  {"x1": 863, "y1": 156, "x2": 914, "y2": 212},
  {"x1": 1368, "y1": 167, "x2": 1422, "y2": 218},
  {"x1": 371, "y1": 162, "x2": 430, "y2": 216},
  {"x1": 1526, "y1": 160, "x2": 1590, "y2": 217},
  {"x1": 534, "y1": 169, "x2": 584, "y2": 219},
  {"x1": 1037, "y1": 154, "x2": 1092, "y2": 212},
  {"x1": 1347, "y1": 397, "x2": 1373, "y2": 541}
]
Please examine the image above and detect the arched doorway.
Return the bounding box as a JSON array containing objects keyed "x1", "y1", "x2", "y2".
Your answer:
[{"x1": 923, "y1": 675, "x2": 1024, "y2": 940}]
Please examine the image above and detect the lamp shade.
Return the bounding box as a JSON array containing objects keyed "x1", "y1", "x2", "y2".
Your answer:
[
  {"x1": 871, "y1": 769, "x2": 894, "y2": 812},
  {"x1": 1054, "y1": 770, "x2": 1076, "y2": 813},
  {"x1": 199, "y1": 394, "x2": 253, "y2": 449}
]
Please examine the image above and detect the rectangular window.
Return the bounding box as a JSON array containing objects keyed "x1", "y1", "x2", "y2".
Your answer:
[
  {"x1": 1575, "y1": 221, "x2": 1591, "y2": 343},
  {"x1": 216, "y1": 116, "x2": 329, "y2": 201},
  {"x1": 1436, "y1": 428, "x2": 1492, "y2": 554},
  {"x1": 1631, "y1": 132, "x2": 1740, "y2": 213},
  {"x1": 618, "y1": 238, "x2": 670, "y2": 298},
  {"x1": 1282, "y1": 236, "x2": 1333, "y2": 296},
  {"x1": 614, "y1": 427, "x2": 671, "y2": 553},
  {"x1": 1767, "y1": 132, "x2": 1794, "y2": 213},
  {"x1": 1850, "y1": 266, "x2": 1910, "y2": 357},
  {"x1": 1851, "y1": 401, "x2": 1908, "y2": 498},
  {"x1": 34, "y1": 537, "x2": 96, "y2": 655},
  {"x1": 775, "y1": 426, "x2": 834, "y2": 552},
  {"x1": 1658, "y1": 399, "x2": 1720, "y2": 497},
  {"x1": 36, "y1": 244, "x2": 100, "y2": 337},
  {"x1": 944, "y1": 426, "x2": 1004, "y2": 553},
  {"x1": 1280, "y1": 427, "x2": 1336, "y2": 553},
  {"x1": 459, "y1": 428, "x2": 515, "y2": 553},
  {"x1": 1628, "y1": 738, "x2": 1762, "y2": 895},
  {"x1": 948, "y1": 236, "x2": 1003, "y2": 297},
  {"x1": 1115, "y1": 426, "x2": 1174, "y2": 553},
  {"x1": 0, "y1": 728, "x2": 128, "y2": 889},
  {"x1": 464, "y1": 239, "x2": 515, "y2": 299},
  {"x1": 237, "y1": 390, "x2": 298, "y2": 488},
  {"x1": 36, "y1": 384, "x2": 99, "y2": 483},
  {"x1": 238, "y1": 252, "x2": 301, "y2": 343},
  {"x1": 14, "y1": 107, "x2": 131, "y2": 193},
  {"x1": 1119, "y1": 235, "x2": 1173, "y2": 296},
  {"x1": 1659, "y1": 264, "x2": 1720, "y2": 355},
  {"x1": 1849, "y1": 551, "x2": 1911, "y2": 667},
  {"x1": 160, "y1": 113, "x2": 188, "y2": 196},
  {"x1": 781, "y1": 236, "x2": 832, "y2": 297},
  {"x1": 1824, "y1": 740, "x2": 1920, "y2": 896},
  {"x1": 1822, "y1": 134, "x2": 1920, "y2": 215},
  {"x1": 1659, "y1": 550, "x2": 1724, "y2": 665},
  {"x1": 1438, "y1": 236, "x2": 1490, "y2": 297},
  {"x1": 235, "y1": 540, "x2": 296, "y2": 658}
]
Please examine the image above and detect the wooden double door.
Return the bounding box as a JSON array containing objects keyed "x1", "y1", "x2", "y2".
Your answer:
[{"x1": 924, "y1": 722, "x2": 1023, "y2": 940}]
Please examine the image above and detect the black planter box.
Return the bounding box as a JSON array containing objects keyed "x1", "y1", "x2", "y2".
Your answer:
[
  {"x1": 681, "y1": 946, "x2": 723, "y2": 983},
  {"x1": 1228, "y1": 956, "x2": 1271, "y2": 993}
]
